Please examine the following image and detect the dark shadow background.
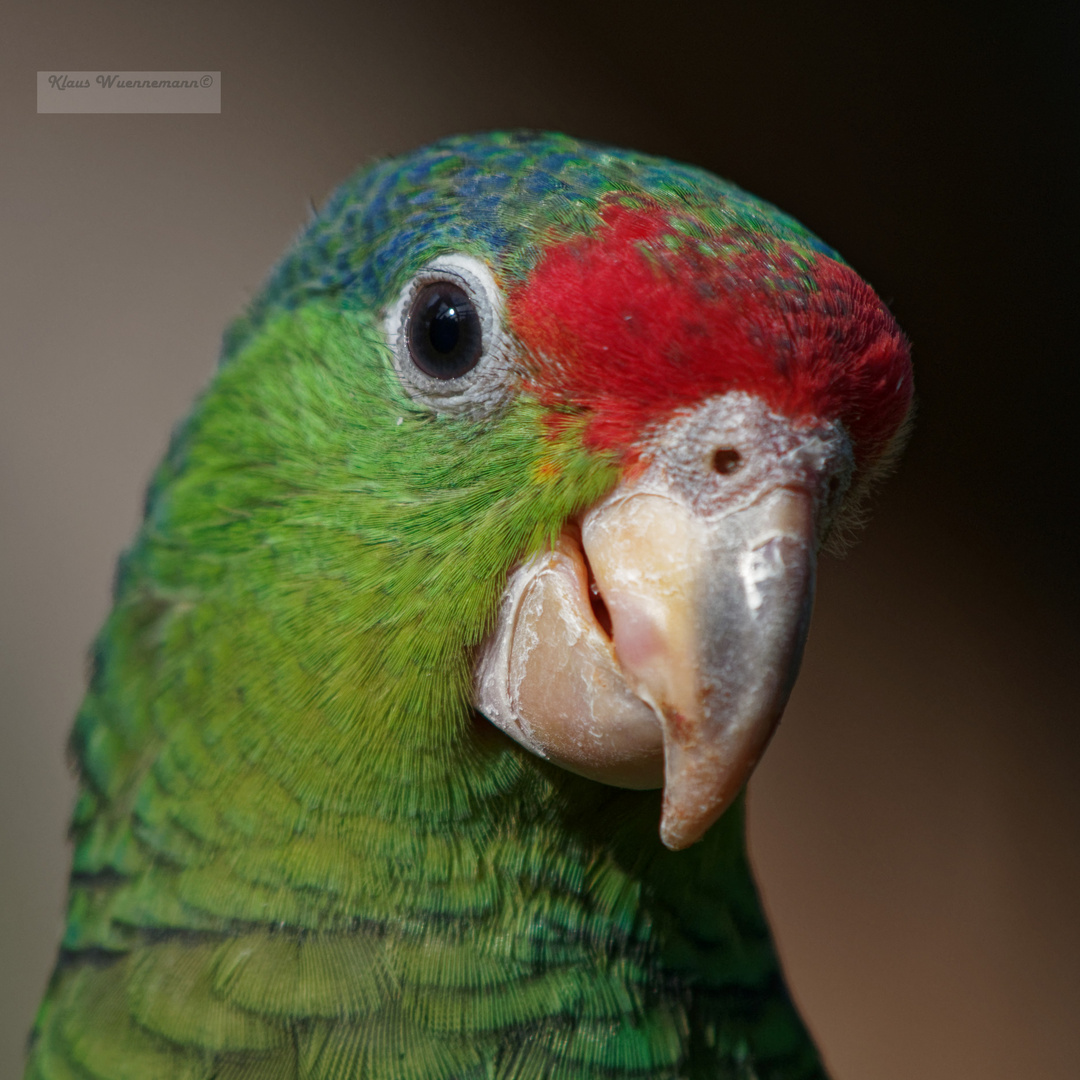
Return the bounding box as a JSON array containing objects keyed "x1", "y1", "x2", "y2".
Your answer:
[{"x1": 2, "y1": 2, "x2": 1078, "y2": 1077}]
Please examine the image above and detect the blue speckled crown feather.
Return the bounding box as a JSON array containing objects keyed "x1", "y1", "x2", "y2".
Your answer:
[{"x1": 227, "y1": 130, "x2": 840, "y2": 360}]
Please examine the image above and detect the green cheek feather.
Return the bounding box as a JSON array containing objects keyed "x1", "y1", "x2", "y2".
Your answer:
[{"x1": 27, "y1": 131, "x2": 911, "y2": 1080}]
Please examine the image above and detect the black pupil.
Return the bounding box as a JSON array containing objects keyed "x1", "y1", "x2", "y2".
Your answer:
[{"x1": 408, "y1": 281, "x2": 482, "y2": 380}]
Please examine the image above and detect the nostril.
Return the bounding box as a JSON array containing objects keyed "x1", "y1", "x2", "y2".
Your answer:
[{"x1": 711, "y1": 448, "x2": 743, "y2": 475}]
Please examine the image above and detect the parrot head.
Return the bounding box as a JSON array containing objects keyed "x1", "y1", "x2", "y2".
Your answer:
[
  {"x1": 31, "y1": 132, "x2": 913, "y2": 1080},
  {"x1": 182, "y1": 131, "x2": 911, "y2": 852}
]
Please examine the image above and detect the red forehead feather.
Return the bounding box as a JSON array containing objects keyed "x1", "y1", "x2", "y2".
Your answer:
[{"x1": 507, "y1": 202, "x2": 912, "y2": 468}]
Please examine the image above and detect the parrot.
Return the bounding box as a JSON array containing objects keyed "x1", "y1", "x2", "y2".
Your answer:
[{"x1": 26, "y1": 130, "x2": 912, "y2": 1080}]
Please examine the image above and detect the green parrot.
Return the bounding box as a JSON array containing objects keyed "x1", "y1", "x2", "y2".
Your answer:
[{"x1": 26, "y1": 131, "x2": 912, "y2": 1080}]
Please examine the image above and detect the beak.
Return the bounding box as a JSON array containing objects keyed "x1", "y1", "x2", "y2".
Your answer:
[
  {"x1": 473, "y1": 393, "x2": 850, "y2": 850},
  {"x1": 581, "y1": 483, "x2": 815, "y2": 849}
]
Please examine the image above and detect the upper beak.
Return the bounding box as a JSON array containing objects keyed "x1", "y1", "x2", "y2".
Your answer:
[
  {"x1": 581, "y1": 482, "x2": 815, "y2": 849},
  {"x1": 473, "y1": 393, "x2": 850, "y2": 850}
]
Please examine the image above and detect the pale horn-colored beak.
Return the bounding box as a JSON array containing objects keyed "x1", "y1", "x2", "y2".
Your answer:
[
  {"x1": 473, "y1": 393, "x2": 852, "y2": 850},
  {"x1": 582, "y1": 483, "x2": 815, "y2": 849}
]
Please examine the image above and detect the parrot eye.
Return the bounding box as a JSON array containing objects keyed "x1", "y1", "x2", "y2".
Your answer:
[
  {"x1": 407, "y1": 282, "x2": 483, "y2": 379},
  {"x1": 385, "y1": 253, "x2": 512, "y2": 417}
]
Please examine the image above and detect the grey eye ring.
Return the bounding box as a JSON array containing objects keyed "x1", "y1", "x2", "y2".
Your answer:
[{"x1": 385, "y1": 254, "x2": 514, "y2": 418}]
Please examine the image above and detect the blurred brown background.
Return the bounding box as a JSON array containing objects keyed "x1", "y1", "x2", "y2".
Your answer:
[{"x1": 2, "y1": 1, "x2": 1078, "y2": 1077}]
